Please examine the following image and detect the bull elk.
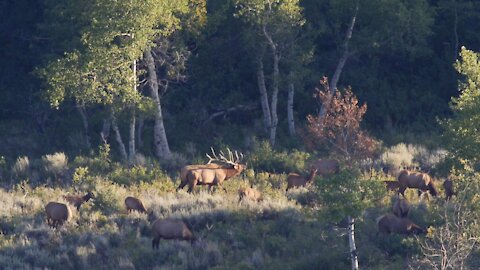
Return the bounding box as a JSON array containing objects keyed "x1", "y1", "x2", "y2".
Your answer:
[
  {"x1": 177, "y1": 148, "x2": 246, "y2": 193},
  {"x1": 286, "y1": 167, "x2": 318, "y2": 191}
]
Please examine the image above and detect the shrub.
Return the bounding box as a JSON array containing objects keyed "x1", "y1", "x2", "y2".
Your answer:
[
  {"x1": 42, "y1": 152, "x2": 69, "y2": 182},
  {"x1": 11, "y1": 156, "x2": 30, "y2": 181},
  {"x1": 248, "y1": 140, "x2": 310, "y2": 173}
]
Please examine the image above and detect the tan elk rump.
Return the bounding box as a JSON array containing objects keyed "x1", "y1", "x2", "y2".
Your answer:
[
  {"x1": 45, "y1": 202, "x2": 72, "y2": 228},
  {"x1": 286, "y1": 168, "x2": 318, "y2": 191},
  {"x1": 177, "y1": 148, "x2": 246, "y2": 193}
]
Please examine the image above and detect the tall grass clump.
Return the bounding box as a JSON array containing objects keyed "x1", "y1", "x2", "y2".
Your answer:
[
  {"x1": 42, "y1": 152, "x2": 69, "y2": 182},
  {"x1": 11, "y1": 156, "x2": 30, "y2": 181}
]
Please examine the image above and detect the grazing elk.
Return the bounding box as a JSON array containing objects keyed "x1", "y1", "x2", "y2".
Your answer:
[
  {"x1": 63, "y1": 191, "x2": 94, "y2": 211},
  {"x1": 177, "y1": 148, "x2": 246, "y2": 193},
  {"x1": 45, "y1": 202, "x2": 72, "y2": 228},
  {"x1": 443, "y1": 178, "x2": 456, "y2": 202},
  {"x1": 125, "y1": 196, "x2": 148, "y2": 213},
  {"x1": 397, "y1": 170, "x2": 437, "y2": 199},
  {"x1": 286, "y1": 167, "x2": 318, "y2": 191},
  {"x1": 383, "y1": 181, "x2": 400, "y2": 192},
  {"x1": 311, "y1": 159, "x2": 340, "y2": 176},
  {"x1": 377, "y1": 214, "x2": 426, "y2": 235},
  {"x1": 151, "y1": 218, "x2": 196, "y2": 249},
  {"x1": 238, "y1": 187, "x2": 263, "y2": 203},
  {"x1": 392, "y1": 197, "x2": 410, "y2": 218}
]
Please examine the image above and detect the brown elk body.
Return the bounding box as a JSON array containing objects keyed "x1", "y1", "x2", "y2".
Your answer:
[
  {"x1": 185, "y1": 164, "x2": 246, "y2": 193},
  {"x1": 63, "y1": 191, "x2": 94, "y2": 211},
  {"x1": 125, "y1": 196, "x2": 147, "y2": 213},
  {"x1": 392, "y1": 197, "x2": 410, "y2": 218},
  {"x1": 397, "y1": 170, "x2": 437, "y2": 198},
  {"x1": 151, "y1": 219, "x2": 196, "y2": 249},
  {"x1": 286, "y1": 168, "x2": 318, "y2": 191},
  {"x1": 377, "y1": 214, "x2": 426, "y2": 235},
  {"x1": 45, "y1": 202, "x2": 72, "y2": 228},
  {"x1": 177, "y1": 163, "x2": 223, "y2": 192},
  {"x1": 177, "y1": 148, "x2": 246, "y2": 193},
  {"x1": 443, "y1": 178, "x2": 456, "y2": 202},
  {"x1": 311, "y1": 159, "x2": 340, "y2": 175},
  {"x1": 238, "y1": 187, "x2": 262, "y2": 202}
]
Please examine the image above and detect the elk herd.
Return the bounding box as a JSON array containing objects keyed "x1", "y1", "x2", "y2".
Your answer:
[{"x1": 41, "y1": 148, "x2": 457, "y2": 249}]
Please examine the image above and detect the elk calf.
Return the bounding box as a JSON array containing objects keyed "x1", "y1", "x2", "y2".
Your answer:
[
  {"x1": 443, "y1": 178, "x2": 456, "y2": 202},
  {"x1": 125, "y1": 196, "x2": 147, "y2": 213},
  {"x1": 238, "y1": 187, "x2": 262, "y2": 203},
  {"x1": 45, "y1": 202, "x2": 72, "y2": 228},
  {"x1": 286, "y1": 168, "x2": 318, "y2": 191},
  {"x1": 151, "y1": 219, "x2": 196, "y2": 249},
  {"x1": 377, "y1": 214, "x2": 426, "y2": 235},
  {"x1": 63, "y1": 191, "x2": 94, "y2": 211}
]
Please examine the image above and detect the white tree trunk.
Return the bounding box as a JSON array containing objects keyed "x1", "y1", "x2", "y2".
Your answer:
[
  {"x1": 75, "y1": 102, "x2": 91, "y2": 149},
  {"x1": 101, "y1": 118, "x2": 111, "y2": 144},
  {"x1": 287, "y1": 82, "x2": 295, "y2": 136},
  {"x1": 320, "y1": 1, "x2": 358, "y2": 117},
  {"x1": 128, "y1": 108, "x2": 136, "y2": 165},
  {"x1": 110, "y1": 110, "x2": 128, "y2": 161},
  {"x1": 263, "y1": 24, "x2": 280, "y2": 147},
  {"x1": 257, "y1": 56, "x2": 272, "y2": 135},
  {"x1": 348, "y1": 216, "x2": 359, "y2": 270},
  {"x1": 144, "y1": 49, "x2": 171, "y2": 159}
]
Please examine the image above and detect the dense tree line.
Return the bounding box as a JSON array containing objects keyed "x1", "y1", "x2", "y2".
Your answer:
[{"x1": 1, "y1": 0, "x2": 480, "y2": 159}]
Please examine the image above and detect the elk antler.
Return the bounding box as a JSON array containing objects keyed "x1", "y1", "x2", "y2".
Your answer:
[{"x1": 206, "y1": 147, "x2": 244, "y2": 165}]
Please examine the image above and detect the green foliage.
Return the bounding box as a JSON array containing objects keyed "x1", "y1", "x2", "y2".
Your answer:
[
  {"x1": 315, "y1": 168, "x2": 386, "y2": 221},
  {"x1": 441, "y1": 47, "x2": 480, "y2": 162},
  {"x1": 247, "y1": 140, "x2": 310, "y2": 173}
]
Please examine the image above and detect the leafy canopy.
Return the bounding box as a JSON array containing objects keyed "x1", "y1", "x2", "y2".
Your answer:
[{"x1": 441, "y1": 47, "x2": 480, "y2": 162}]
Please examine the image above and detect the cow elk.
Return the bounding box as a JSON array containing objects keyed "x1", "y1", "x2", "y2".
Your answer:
[
  {"x1": 45, "y1": 202, "x2": 72, "y2": 228},
  {"x1": 397, "y1": 170, "x2": 437, "y2": 199},
  {"x1": 311, "y1": 159, "x2": 340, "y2": 175},
  {"x1": 125, "y1": 196, "x2": 148, "y2": 213},
  {"x1": 383, "y1": 181, "x2": 400, "y2": 192},
  {"x1": 177, "y1": 148, "x2": 246, "y2": 193},
  {"x1": 63, "y1": 191, "x2": 95, "y2": 211},
  {"x1": 377, "y1": 214, "x2": 426, "y2": 235},
  {"x1": 286, "y1": 167, "x2": 318, "y2": 192},
  {"x1": 443, "y1": 178, "x2": 456, "y2": 202},
  {"x1": 151, "y1": 218, "x2": 196, "y2": 249},
  {"x1": 392, "y1": 197, "x2": 410, "y2": 218},
  {"x1": 238, "y1": 187, "x2": 263, "y2": 203}
]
